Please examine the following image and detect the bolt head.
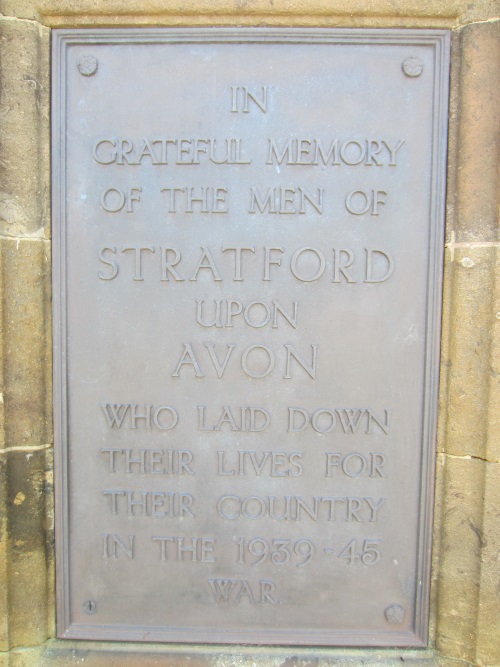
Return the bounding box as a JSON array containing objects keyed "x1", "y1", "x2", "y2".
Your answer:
[
  {"x1": 385, "y1": 604, "x2": 405, "y2": 624},
  {"x1": 83, "y1": 600, "x2": 97, "y2": 614},
  {"x1": 402, "y1": 57, "x2": 423, "y2": 77},
  {"x1": 78, "y1": 56, "x2": 98, "y2": 77}
]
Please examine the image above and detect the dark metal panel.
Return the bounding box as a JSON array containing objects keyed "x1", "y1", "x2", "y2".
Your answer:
[{"x1": 52, "y1": 28, "x2": 449, "y2": 646}]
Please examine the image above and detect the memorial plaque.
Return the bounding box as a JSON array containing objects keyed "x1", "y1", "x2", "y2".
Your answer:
[{"x1": 52, "y1": 28, "x2": 449, "y2": 646}]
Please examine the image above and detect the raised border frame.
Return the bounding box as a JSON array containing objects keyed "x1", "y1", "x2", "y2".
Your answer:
[{"x1": 51, "y1": 27, "x2": 450, "y2": 647}]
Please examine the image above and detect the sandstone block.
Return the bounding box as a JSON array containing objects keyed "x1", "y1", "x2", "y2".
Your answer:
[
  {"x1": 0, "y1": 18, "x2": 50, "y2": 240},
  {"x1": 0, "y1": 238, "x2": 52, "y2": 449}
]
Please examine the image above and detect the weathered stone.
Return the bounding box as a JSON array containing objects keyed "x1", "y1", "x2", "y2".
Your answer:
[
  {"x1": 434, "y1": 455, "x2": 488, "y2": 663},
  {"x1": 0, "y1": 645, "x2": 46, "y2": 667},
  {"x1": 0, "y1": 17, "x2": 50, "y2": 240},
  {"x1": 39, "y1": 643, "x2": 444, "y2": 666},
  {"x1": 434, "y1": 455, "x2": 500, "y2": 667},
  {"x1": 450, "y1": 21, "x2": 500, "y2": 244},
  {"x1": 0, "y1": 447, "x2": 54, "y2": 650},
  {"x1": 0, "y1": 234, "x2": 53, "y2": 654},
  {"x1": 0, "y1": 0, "x2": 498, "y2": 28},
  {"x1": 474, "y1": 462, "x2": 500, "y2": 666},
  {"x1": 0, "y1": 238, "x2": 52, "y2": 449},
  {"x1": 440, "y1": 246, "x2": 499, "y2": 460}
]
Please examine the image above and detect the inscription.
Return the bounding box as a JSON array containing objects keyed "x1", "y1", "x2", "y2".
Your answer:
[
  {"x1": 230, "y1": 85, "x2": 269, "y2": 113},
  {"x1": 171, "y1": 343, "x2": 318, "y2": 379},
  {"x1": 235, "y1": 537, "x2": 314, "y2": 566},
  {"x1": 100, "y1": 448, "x2": 195, "y2": 475},
  {"x1": 92, "y1": 136, "x2": 405, "y2": 167},
  {"x1": 216, "y1": 495, "x2": 386, "y2": 522},
  {"x1": 345, "y1": 190, "x2": 387, "y2": 216},
  {"x1": 217, "y1": 451, "x2": 303, "y2": 477},
  {"x1": 266, "y1": 138, "x2": 404, "y2": 166},
  {"x1": 288, "y1": 408, "x2": 391, "y2": 434},
  {"x1": 100, "y1": 187, "x2": 142, "y2": 213},
  {"x1": 208, "y1": 578, "x2": 281, "y2": 605},
  {"x1": 152, "y1": 536, "x2": 216, "y2": 562},
  {"x1": 325, "y1": 452, "x2": 386, "y2": 478},
  {"x1": 98, "y1": 246, "x2": 395, "y2": 284},
  {"x1": 93, "y1": 137, "x2": 252, "y2": 165},
  {"x1": 199, "y1": 406, "x2": 271, "y2": 432},
  {"x1": 160, "y1": 186, "x2": 229, "y2": 213},
  {"x1": 196, "y1": 300, "x2": 298, "y2": 328},
  {"x1": 101, "y1": 403, "x2": 179, "y2": 429},
  {"x1": 53, "y1": 29, "x2": 448, "y2": 644},
  {"x1": 248, "y1": 187, "x2": 323, "y2": 214},
  {"x1": 102, "y1": 533, "x2": 134, "y2": 559},
  {"x1": 336, "y1": 539, "x2": 381, "y2": 565},
  {"x1": 102, "y1": 490, "x2": 195, "y2": 517}
]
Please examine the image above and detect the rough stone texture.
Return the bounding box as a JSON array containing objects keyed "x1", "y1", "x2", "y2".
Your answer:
[
  {"x1": 0, "y1": 447, "x2": 54, "y2": 651},
  {"x1": 0, "y1": 644, "x2": 465, "y2": 667},
  {"x1": 433, "y1": 19, "x2": 500, "y2": 667},
  {"x1": 38, "y1": 643, "x2": 448, "y2": 666},
  {"x1": 0, "y1": 0, "x2": 499, "y2": 28},
  {"x1": 434, "y1": 455, "x2": 500, "y2": 667},
  {"x1": 447, "y1": 21, "x2": 500, "y2": 245},
  {"x1": 0, "y1": 4, "x2": 499, "y2": 667},
  {"x1": 474, "y1": 462, "x2": 500, "y2": 666},
  {"x1": 440, "y1": 19, "x2": 500, "y2": 460},
  {"x1": 459, "y1": 22, "x2": 500, "y2": 243},
  {"x1": 0, "y1": 645, "x2": 46, "y2": 667},
  {"x1": 0, "y1": 13, "x2": 53, "y2": 660},
  {"x1": 434, "y1": 456, "x2": 486, "y2": 662},
  {"x1": 0, "y1": 238, "x2": 52, "y2": 450},
  {"x1": 440, "y1": 246, "x2": 499, "y2": 460},
  {"x1": 0, "y1": 17, "x2": 50, "y2": 240}
]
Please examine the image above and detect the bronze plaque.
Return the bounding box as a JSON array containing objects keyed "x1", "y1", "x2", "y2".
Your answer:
[{"x1": 52, "y1": 28, "x2": 449, "y2": 646}]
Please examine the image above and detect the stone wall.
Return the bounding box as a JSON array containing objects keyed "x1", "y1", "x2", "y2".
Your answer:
[{"x1": 0, "y1": 2, "x2": 498, "y2": 665}]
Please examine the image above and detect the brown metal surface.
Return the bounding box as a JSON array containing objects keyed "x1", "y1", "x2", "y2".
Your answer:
[{"x1": 52, "y1": 28, "x2": 449, "y2": 646}]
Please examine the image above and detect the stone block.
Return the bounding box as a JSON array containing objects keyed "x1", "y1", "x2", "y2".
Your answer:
[
  {"x1": 0, "y1": 447, "x2": 54, "y2": 651},
  {"x1": 0, "y1": 238, "x2": 52, "y2": 449},
  {"x1": 39, "y1": 643, "x2": 443, "y2": 667},
  {"x1": 448, "y1": 21, "x2": 500, "y2": 244},
  {"x1": 0, "y1": 0, "x2": 498, "y2": 28},
  {"x1": 434, "y1": 454, "x2": 500, "y2": 664},
  {"x1": 1, "y1": 645, "x2": 46, "y2": 667},
  {"x1": 474, "y1": 462, "x2": 500, "y2": 666},
  {"x1": 0, "y1": 17, "x2": 50, "y2": 240},
  {"x1": 440, "y1": 245, "x2": 499, "y2": 460}
]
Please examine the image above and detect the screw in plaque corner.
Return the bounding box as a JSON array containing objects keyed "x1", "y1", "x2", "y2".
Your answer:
[
  {"x1": 78, "y1": 56, "x2": 98, "y2": 76},
  {"x1": 402, "y1": 57, "x2": 423, "y2": 77},
  {"x1": 384, "y1": 604, "x2": 405, "y2": 624},
  {"x1": 83, "y1": 600, "x2": 97, "y2": 614}
]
